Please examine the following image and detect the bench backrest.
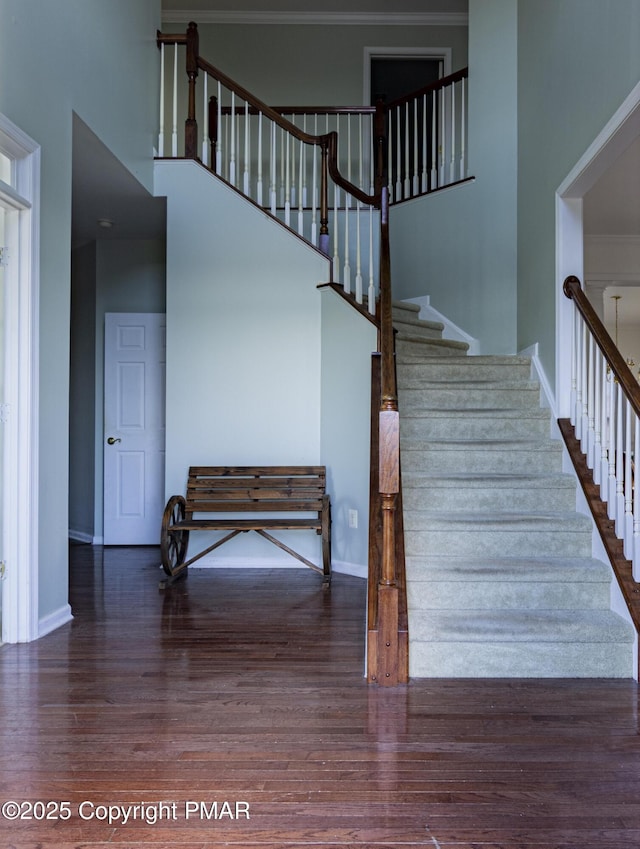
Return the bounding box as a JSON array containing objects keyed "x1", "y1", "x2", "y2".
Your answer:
[{"x1": 184, "y1": 466, "x2": 327, "y2": 517}]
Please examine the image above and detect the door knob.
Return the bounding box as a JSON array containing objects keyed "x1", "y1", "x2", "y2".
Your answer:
[{"x1": 107, "y1": 437, "x2": 121, "y2": 445}]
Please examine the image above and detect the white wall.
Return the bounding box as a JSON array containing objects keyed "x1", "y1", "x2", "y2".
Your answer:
[
  {"x1": 390, "y1": 0, "x2": 518, "y2": 354},
  {"x1": 156, "y1": 159, "x2": 334, "y2": 566},
  {"x1": 0, "y1": 0, "x2": 161, "y2": 627},
  {"x1": 321, "y1": 289, "x2": 378, "y2": 575}
]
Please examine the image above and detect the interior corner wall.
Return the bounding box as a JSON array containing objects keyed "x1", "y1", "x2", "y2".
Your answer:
[
  {"x1": 517, "y1": 0, "x2": 640, "y2": 396},
  {"x1": 0, "y1": 0, "x2": 161, "y2": 628},
  {"x1": 320, "y1": 289, "x2": 378, "y2": 575},
  {"x1": 156, "y1": 159, "x2": 331, "y2": 565},
  {"x1": 390, "y1": 0, "x2": 518, "y2": 355}
]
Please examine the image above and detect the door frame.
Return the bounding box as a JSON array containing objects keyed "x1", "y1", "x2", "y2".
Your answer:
[
  {"x1": 0, "y1": 113, "x2": 40, "y2": 644},
  {"x1": 363, "y1": 46, "x2": 452, "y2": 106}
]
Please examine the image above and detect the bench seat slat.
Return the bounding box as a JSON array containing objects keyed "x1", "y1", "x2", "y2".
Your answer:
[
  {"x1": 187, "y1": 500, "x2": 323, "y2": 513},
  {"x1": 173, "y1": 518, "x2": 322, "y2": 531}
]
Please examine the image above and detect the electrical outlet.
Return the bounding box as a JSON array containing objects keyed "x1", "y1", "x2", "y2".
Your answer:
[{"x1": 348, "y1": 509, "x2": 358, "y2": 529}]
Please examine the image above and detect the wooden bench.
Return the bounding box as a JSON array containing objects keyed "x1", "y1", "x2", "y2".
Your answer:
[{"x1": 160, "y1": 465, "x2": 331, "y2": 588}]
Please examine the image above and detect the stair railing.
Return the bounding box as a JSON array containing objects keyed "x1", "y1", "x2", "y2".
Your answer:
[
  {"x1": 157, "y1": 23, "x2": 379, "y2": 312},
  {"x1": 386, "y1": 68, "x2": 469, "y2": 204},
  {"x1": 563, "y1": 275, "x2": 640, "y2": 579},
  {"x1": 156, "y1": 22, "x2": 407, "y2": 684}
]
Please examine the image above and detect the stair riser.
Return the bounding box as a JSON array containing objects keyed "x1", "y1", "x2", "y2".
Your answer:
[
  {"x1": 394, "y1": 322, "x2": 444, "y2": 340},
  {"x1": 402, "y1": 485, "x2": 576, "y2": 512},
  {"x1": 405, "y1": 530, "x2": 593, "y2": 558},
  {"x1": 408, "y1": 643, "x2": 633, "y2": 678},
  {"x1": 399, "y1": 387, "x2": 541, "y2": 408},
  {"x1": 406, "y1": 581, "x2": 611, "y2": 610},
  {"x1": 398, "y1": 362, "x2": 532, "y2": 382},
  {"x1": 401, "y1": 416, "x2": 550, "y2": 440},
  {"x1": 395, "y1": 340, "x2": 469, "y2": 358},
  {"x1": 401, "y1": 449, "x2": 563, "y2": 475}
]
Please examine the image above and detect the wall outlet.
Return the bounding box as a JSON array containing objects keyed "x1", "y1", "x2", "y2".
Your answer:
[{"x1": 348, "y1": 509, "x2": 358, "y2": 529}]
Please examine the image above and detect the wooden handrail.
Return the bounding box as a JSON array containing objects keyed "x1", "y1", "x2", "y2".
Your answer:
[
  {"x1": 563, "y1": 275, "x2": 640, "y2": 416},
  {"x1": 387, "y1": 67, "x2": 468, "y2": 110}
]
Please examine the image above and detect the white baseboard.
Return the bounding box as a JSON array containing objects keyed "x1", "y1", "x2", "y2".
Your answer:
[
  {"x1": 68, "y1": 529, "x2": 103, "y2": 545},
  {"x1": 39, "y1": 604, "x2": 73, "y2": 638},
  {"x1": 519, "y1": 341, "x2": 558, "y2": 422}
]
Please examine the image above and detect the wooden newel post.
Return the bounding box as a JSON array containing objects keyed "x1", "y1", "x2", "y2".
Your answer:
[
  {"x1": 373, "y1": 97, "x2": 388, "y2": 201},
  {"x1": 185, "y1": 21, "x2": 199, "y2": 159}
]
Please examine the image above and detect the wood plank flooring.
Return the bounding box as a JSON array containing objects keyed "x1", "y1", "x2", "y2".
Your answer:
[{"x1": 1, "y1": 544, "x2": 640, "y2": 848}]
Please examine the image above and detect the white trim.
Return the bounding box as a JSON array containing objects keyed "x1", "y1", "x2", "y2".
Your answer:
[
  {"x1": 363, "y1": 46, "x2": 452, "y2": 106},
  {"x1": 519, "y1": 341, "x2": 558, "y2": 420},
  {"x1": 161, "y1": 10, "x2": 468, "y2": 27},
  {"x1": 68, "y1": 529, "x2": 102, "y2": 545},
  {"x1": 0, "y1": 113, "x2": 40, "y2": 644},
  {"x1": 556, "y1": 80, "x2": 640, "y2": 422},
  {"x1": 39, "y1": 604, "x2": 73, "y2": 639}
]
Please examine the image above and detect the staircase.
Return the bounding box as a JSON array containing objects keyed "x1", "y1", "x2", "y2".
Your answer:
[{"x1": 393, "y1": 302, "x2": 635, "y2": 678}]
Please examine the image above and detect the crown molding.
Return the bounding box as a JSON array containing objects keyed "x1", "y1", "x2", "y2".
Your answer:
[{"x1": 161, "y1": 10, "x2": 468, "y2": 26}]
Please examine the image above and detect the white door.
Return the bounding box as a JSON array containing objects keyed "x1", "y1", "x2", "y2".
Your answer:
[{"x1": 104, "y1": 313, "x2": 166, "y2": 545}]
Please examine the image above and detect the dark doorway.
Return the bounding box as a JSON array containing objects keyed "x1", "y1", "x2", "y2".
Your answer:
[{"x1": 370, "y1": 57, "x2": 442, "y2": 106}]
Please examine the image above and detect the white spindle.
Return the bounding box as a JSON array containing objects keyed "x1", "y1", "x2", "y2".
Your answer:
[
  {"x1": 368, "y1": 205, "x2": 375, "y2": 314},
  {"x1": 624, "y1": 398, "x2": 633, "y2": 558},
  {"x1": 440, "y1": 83, "x2": 446, "y2": 185},
  {"x1": 285, "y1": 130, "x2": 291, "y2": 226},
  {"x1": 593, "y1": 347, "x2": 602, "y2": 486},
  {"x1": 333, "y1": 174, "x2": 340, "y2": 283},
  {"x1": 158, "y1": 43, "x2": 165, "y2": 156},
  {"x1": 431, "y1": 89, "x2": 438, "y2": 188},
  {"x1": 396, "y1": 106, "x2": 402, "y2": 201},
  {"x1": 460, "y1": 77, "x2": 466, "y2": 180},
  {"x1": 257, "y1": 113, "x2": 263, "y2": 206},
  {"x1": 172, "y1": 43, "x2": 178, "y2": 157},
  {"x1": 243, "y1": 100, "x2": 250, "y2": 195},
  {"x1": 449, "y1": 82, "x2": 456, "y2": 184},
  {"x1": 413, "y1": 99, "x2": 419, "y2": 196},
  {"x1": 388, "y1": 111, "x2": 394, "y2": 200},
  {"x1": 297, "y1": 137, "x2": 304, "y2": 236},
  {"x1": 202, "y1": 73, "x2": 209, "y2": 166},
  {"x1": 569, "y1": 305, "x2": 578, "y2": 426},
  {"x1": 633, "y1": 415, "x2": 640, "y2": 580},
  {"x1": 608, "y1": 374, "x2": 617, "y2": 520},
  {"x1": 575, "y1": 317, "x2": 583, "y2": 441},
  {"x1": 422, "y1": 93, "x2": 428, "y2": 193},
  {"x1": 216, "y1": 81, "x2": 222, "y2": 174},
  {"x1": 302, "y1": 116, "x2": 308, "y2": 208},
  {"x1": 615, "y1": 383, "x2": 625, "y2": 534},
  {"x1": 229, "y1": 92, "x2": 236, "y2": 185},
  {"x1": 587, "y1": 336, "x2": 595, "y2": 468},
  {"x1": 600, "y1": 362, "x2": 610, "y2": 501},
  {"x1": 355, "y1": 201, "x2": 363, "y2": 303},
  {"x1": 580, "y1": 323, "x2": 589, "y2": 454},
  {"x1": 311, "y1": 116, "x2": 318, "y2": 245},
  {"x1": 404, "y1": 102, "x2": 410, "y2": 198}
]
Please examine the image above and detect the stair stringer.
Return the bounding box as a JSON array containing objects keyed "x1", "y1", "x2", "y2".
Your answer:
[{"x1": 398, "y1": 335, "x2": 635, "y2": 679}]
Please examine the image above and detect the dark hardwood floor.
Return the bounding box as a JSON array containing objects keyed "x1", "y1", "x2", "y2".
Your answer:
[{"x1": 1, "y1": 544, "x2": 640, "y2": 848}]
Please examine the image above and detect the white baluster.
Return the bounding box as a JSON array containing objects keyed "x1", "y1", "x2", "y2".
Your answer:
[
  {"x1": 297, "y1": 137, "x2": 304, "y2": 236},
  {"x1": 404, "y1": 102, "x2": 411, "y2": 198},
  {"x1": 172, "y1": 43, "x2": 178, "y2": 157},
  {"x1": 440, "y1": 83, "x2": 446, "y2": 186},
  {"x1": 368, "y1": 205, "x2": 375, "y2": 314},
  {"x1": 593, "y1": 347, "x2": 602, "y2": 486},
  {"x1": 615, "y1": 383, "x2": 625, "y2": 534},
  {"x1": 343, "y1": 194, "x2": 351, "y2": 293},
  {"x1": 229, "y1": 92, "x2": 236, "y2": 186},
  {"x1": 243, "y1": 100, "x2": 250, "y2": 196},
  {"x1": 431, "y1": 89, "x2": 438, "y2": 188},
  {"x1": 421, "y1": 93, "x2": 428, "y2": 193},
  {"x1": 158, "y1": 43, "x2": 165, "y2": 156},
  {"x1": 575, "y1": 318, "x2": 583, "y2": 441},
  {"x1": 587, "y1": 335, "x2": 595, "y2": 469},
  {"x1": 333, "y1": 179, "x2": 340, "y2": 284},
  {"x1": 355, "y1": 201, "x2": 363, "y2": 303},
  {"x1": 396, "y1": 106, "x2": 402, "y2": 201},
  {"x1": 413, "y1": 98, "x2": 419, "y2": 196},
  {"x1": 569, "y1": 305, "x2": 578, "y2": 426},
  {"x1": 279, "y1": 126, "x2": 285, "y2": 207},
  {"x1": 633, "y1": 412, "x2": 640, "y2": 580},
  {"x1": 624, "y1": 397, "x2": 633, "y2": 558},
  {"x1": 257, "y1": 112, "x2": 263, "y2": 206},
  {"x1": 600, "y1": 361, "x2": 610, "y2": 502},
  {"x1": 459, "y1": 77, "x2": 466, "y2": 180},
  {"x1": 608, "y1": 375, "x2": 617, "y2": 520},
  {"x1": 270, "y1": 121, "x2": 277, "y2": 215},
  {"x1": 388, "y1": 111, "x2": 394, "y2": 201},
  {"x1": 285, "y1": 130, "x2": 291, "y2": 226},
  {"x1": 449, "y1": 82, "x2": 456, "y2": 184},
  {"x1": 302, "y1": 115, "x2": 308, "y2": 208},
  {"x1": 580, "y1": 322, "x2": 589, "y2": 453},
  {"x1": 311, "y1": 116, "x2": 318, "y2": 245},
  {"x1": 201, "y1": 73, "x2": 209, "y2": 166},
  {"x1": 216, "y1": 81, "x2": 222, "y2": 174}
]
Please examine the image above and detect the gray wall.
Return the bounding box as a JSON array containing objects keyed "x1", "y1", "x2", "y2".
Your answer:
[
  {"x1": 390, "y1": 0, "x2": 518, "y2": 355},
  {"x1": 517, "y1": 0, "x2": 640, "y2": 390},
  {"x1": 0, "y1": 0, "x2": 161, "y2": 624}
]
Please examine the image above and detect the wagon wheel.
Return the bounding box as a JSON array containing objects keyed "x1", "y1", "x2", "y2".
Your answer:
[{"x1": 160, "y1": 495, "x2": 189, "y2": 577}]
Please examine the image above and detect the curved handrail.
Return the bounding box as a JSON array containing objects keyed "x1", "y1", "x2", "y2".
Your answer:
[
  {"x1": 564, "y1": 275, "x2": 640, "y2": 415},
  {"x1": 387, "y1": 67, "x2": 468, "y2": 110}
]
